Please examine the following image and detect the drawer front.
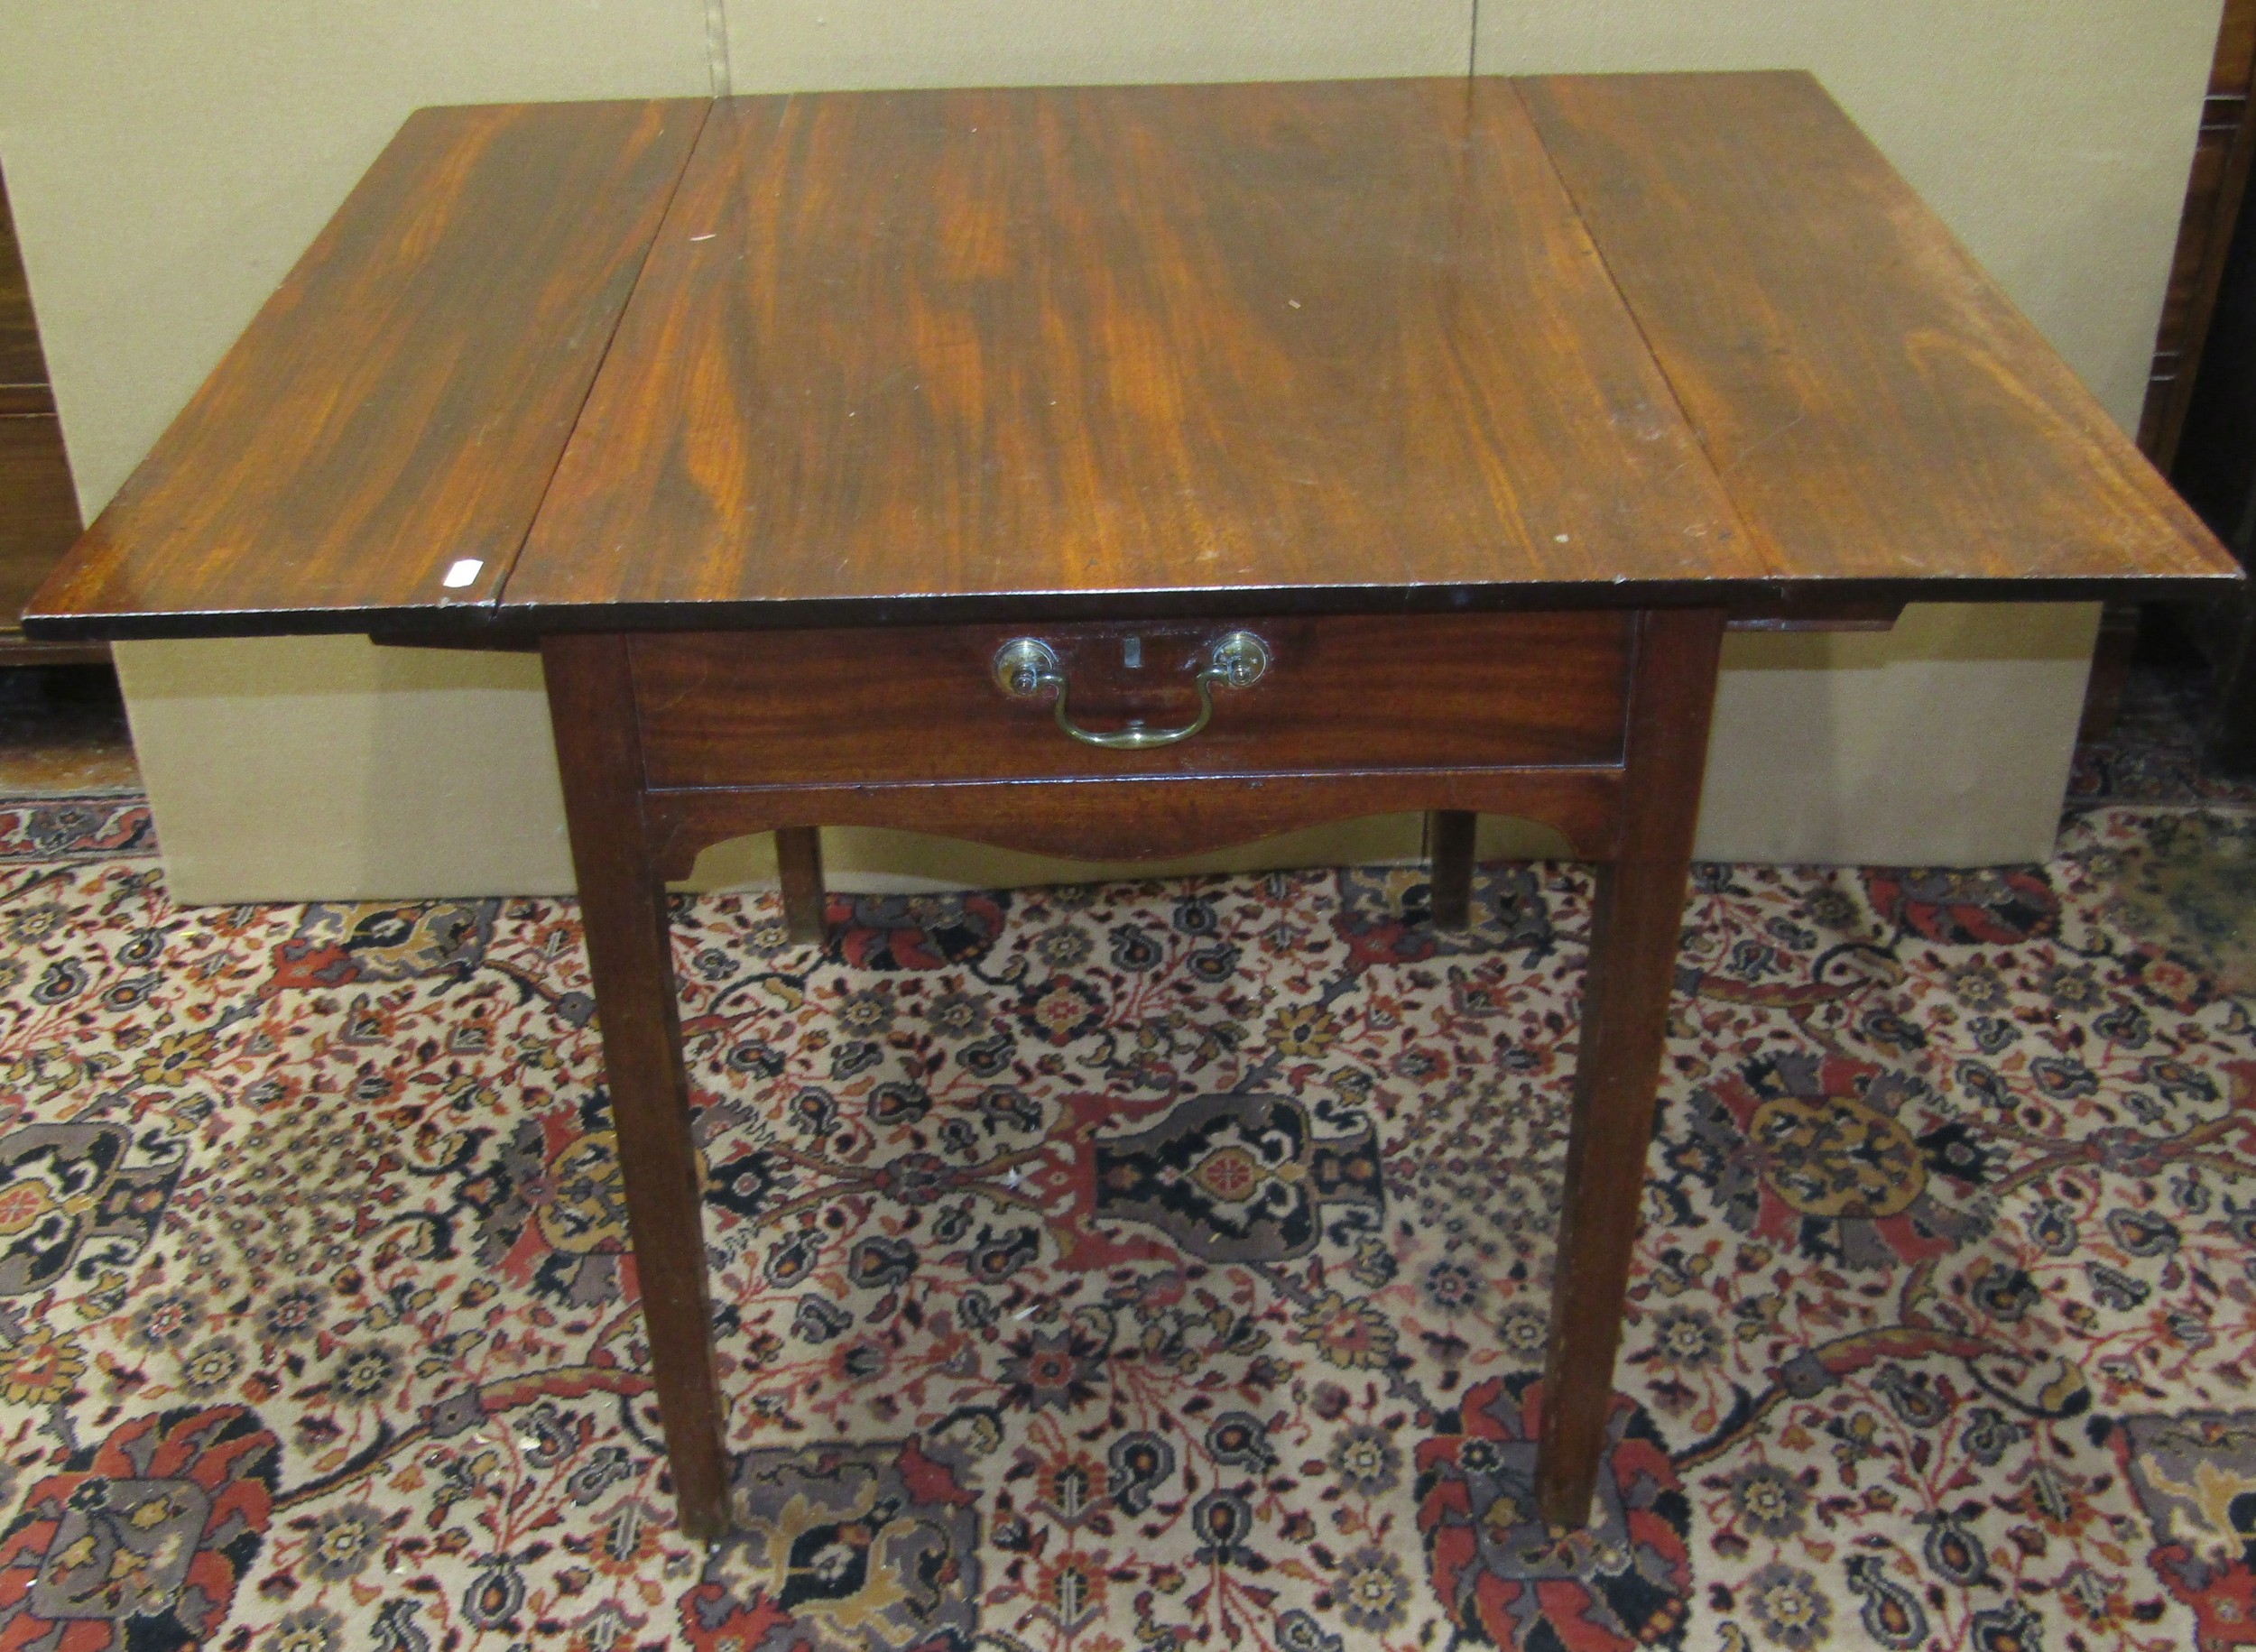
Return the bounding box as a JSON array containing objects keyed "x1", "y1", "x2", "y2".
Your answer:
[{"x1": 631, "y1": 612, "x2": 1631, "y2": 789}]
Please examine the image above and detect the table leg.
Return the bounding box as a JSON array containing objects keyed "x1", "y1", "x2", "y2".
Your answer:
[
  {"x1": 775, "y1": 826, "x2": 828, "y2": 945},
  {"x1": 1535, "y1": 609, "x2": 1724, "y2": 1527},
  {"x1": 542, "y1": 634, "x2": 733, "y2": 1540},
  {"x1": 1427, "y1": 808, "x2": 1476, "y2": 930}
]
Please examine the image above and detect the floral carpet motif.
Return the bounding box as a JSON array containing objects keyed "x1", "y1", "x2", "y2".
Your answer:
[
  {"x1": 0, "y1": 796, "x2": 2254, "y2": 1648},
  {"x1": 0, "y1": 794, "x2": 155, "y2": 863}
]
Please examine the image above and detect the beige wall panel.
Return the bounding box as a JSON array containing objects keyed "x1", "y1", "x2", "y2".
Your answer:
[
  {"x1": 1696, "y1": 605, "x2": 2103, "y2": 868},
  {"x1": 113, "y1": 637, "x2": 578, "y2": 902},
  {"x1": 722, "y1": 0, "x2": 1475, "y2": 91}
]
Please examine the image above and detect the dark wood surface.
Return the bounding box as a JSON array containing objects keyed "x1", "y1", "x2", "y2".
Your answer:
[
  {"x1": 643, "y1": 768, "x2": 1626, "y2": 876},
  {"x1": 2168, "y1": 90, "x2": 2256, "y2": 773},
  {"x1": 0, "y1": 414, "x2": 82, "y2": 639},
  {"x1": 629, "y1": 614, "x2": 1630, "y2": 788},
  {"x1": 1520, "y1": 72, "x2": 2233, "y2": 601},
  {"x1": 0, "y1": 165, "x2": 47, "y2": 389},
  {"x1": 1536, "y1": 608, "x2": 1724, "y2": 1527},
  {"x1": 1426, "y1": 809, "x2": 1476, "y2": 930},
  {"x1": 508, "y1": 80, "x2": 1754, "y2": 625},
  {"x1": 2137, "y1": 0, "x2": 2256, "y2": 466},
  {"x1": 773, "y1": 826, "x2": 827, "y2": 944},
  {"x1": 0, "y1": 161, "x2": 87, "y2": 653},
  {"x1": 23, "y1": 77, "x2": 2242, "y2": 642},
  {"x1": 25, "y1": 100, "x2": 707, "y2": 641},
  {"x1": 542, "y1": 632, "x2": 732, "y2": 1541},
  {"x1": 2091, "y1": 0, "x2": 2256, "y2": 743}
]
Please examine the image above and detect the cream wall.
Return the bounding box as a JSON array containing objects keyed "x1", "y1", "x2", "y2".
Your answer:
[{"x1": 0, "y1": 2, "x2": 2221, "y2": 900}]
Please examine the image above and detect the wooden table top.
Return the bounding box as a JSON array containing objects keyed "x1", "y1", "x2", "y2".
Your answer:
[{"x1": 25, "y1": 73, "x2": 2238, "y2": 641}]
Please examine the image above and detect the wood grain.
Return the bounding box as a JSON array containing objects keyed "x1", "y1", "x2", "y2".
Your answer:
[
  {"x1": 542, "y1": 632, "x2": 732, "y2": 1539},
  {"x1": 507, "y1": 80, "x2": 1754, "y2": 623},
  {"x1": 630, "y1": 614, "x2": 1631, "y2": 789},
  {"x1": 643, "y1": 769, "x2": 1625, "y2": 879},
  {"x1": 0, "y1": 163, "x2": 48, "y2": 389},
  {"x1": 774, "y1": 826, "x2": 827, "y2": 944},
  {"x1": 2137, "y1": 0, "x2": 2256, "y2": 464},
  {"x1": 1519, "y1": 72, "x2": 2237, "y2": 598},
  {"x1": 0, "y1": 158, "x2": 87, "y2": 643},
  {"x1": 23, "y1": 76, "x2": 2242, "y2": 644},
  {"x1": 1536, "y1": 608, "x2": 1724, "y2": 1527},
  {"x1": 24, "y1": 100, "x2": 707, "y2": 641},
  {"x1": 0, "y1": 414, "x2": 82, "y2": 631},
  {"x1": 1426, "y1": 809, "x2": 1477, "y2": 930}
]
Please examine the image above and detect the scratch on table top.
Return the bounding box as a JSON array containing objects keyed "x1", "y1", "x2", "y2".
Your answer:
[{"x1": 1722, "y1": 411, "x2": 1808, "y2": 472}]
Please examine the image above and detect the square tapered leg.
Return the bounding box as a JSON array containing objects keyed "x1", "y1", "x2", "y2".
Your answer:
[
  {"x1": 1536, "y1": 610, "x2": 1723, "y2": 1527},
  {"x1": 543, "y1": 633, "x2": 732, "y2": 1540}
]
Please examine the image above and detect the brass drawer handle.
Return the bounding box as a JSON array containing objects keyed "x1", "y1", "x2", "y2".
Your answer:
[{"x1": 993, "y1": 631, "x2": 1271, "y2": 750}]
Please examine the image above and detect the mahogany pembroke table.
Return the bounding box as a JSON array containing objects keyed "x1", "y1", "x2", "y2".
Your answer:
[{"x1": 25, "y1": 74, "x2": 2239, "y2": 1539}]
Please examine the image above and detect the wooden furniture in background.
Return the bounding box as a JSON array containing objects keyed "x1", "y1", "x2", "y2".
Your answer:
[
  {"x1": 2154, "y1": 0, "x2": 2256, "y2": 771},
  {"x1": 2085, "y1": 0, "x2": 2255, "y2": 740},
  {"x1": 2171, "y1": 141, "x2": 2256, "y2": 771},
  {"x1": 0, "y1": 162, "x2": 100, "y2": 667},
  {"x1": 2140, "y1": 0, "x2": 2256, "y2": 467},
  {"x1": 27, "y1": 76, "x2": 2240, "y2": 1542}
]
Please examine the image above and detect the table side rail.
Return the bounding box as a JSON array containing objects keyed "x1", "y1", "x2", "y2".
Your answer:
[{"x1": 640, "y1": 769, "x2": 1627, "y2": 878}]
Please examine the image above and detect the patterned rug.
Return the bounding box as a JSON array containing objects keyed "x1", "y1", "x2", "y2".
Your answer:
[
  {"x1": 2070, "y1": 660, "x2": 2256, "y2": 811},
  {"x1": 3, "y1": 708, "x2": 2256, "y2": 1647},
  {"x1": 0, "y1": 793, "x2": 156, "y2": 864}
]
